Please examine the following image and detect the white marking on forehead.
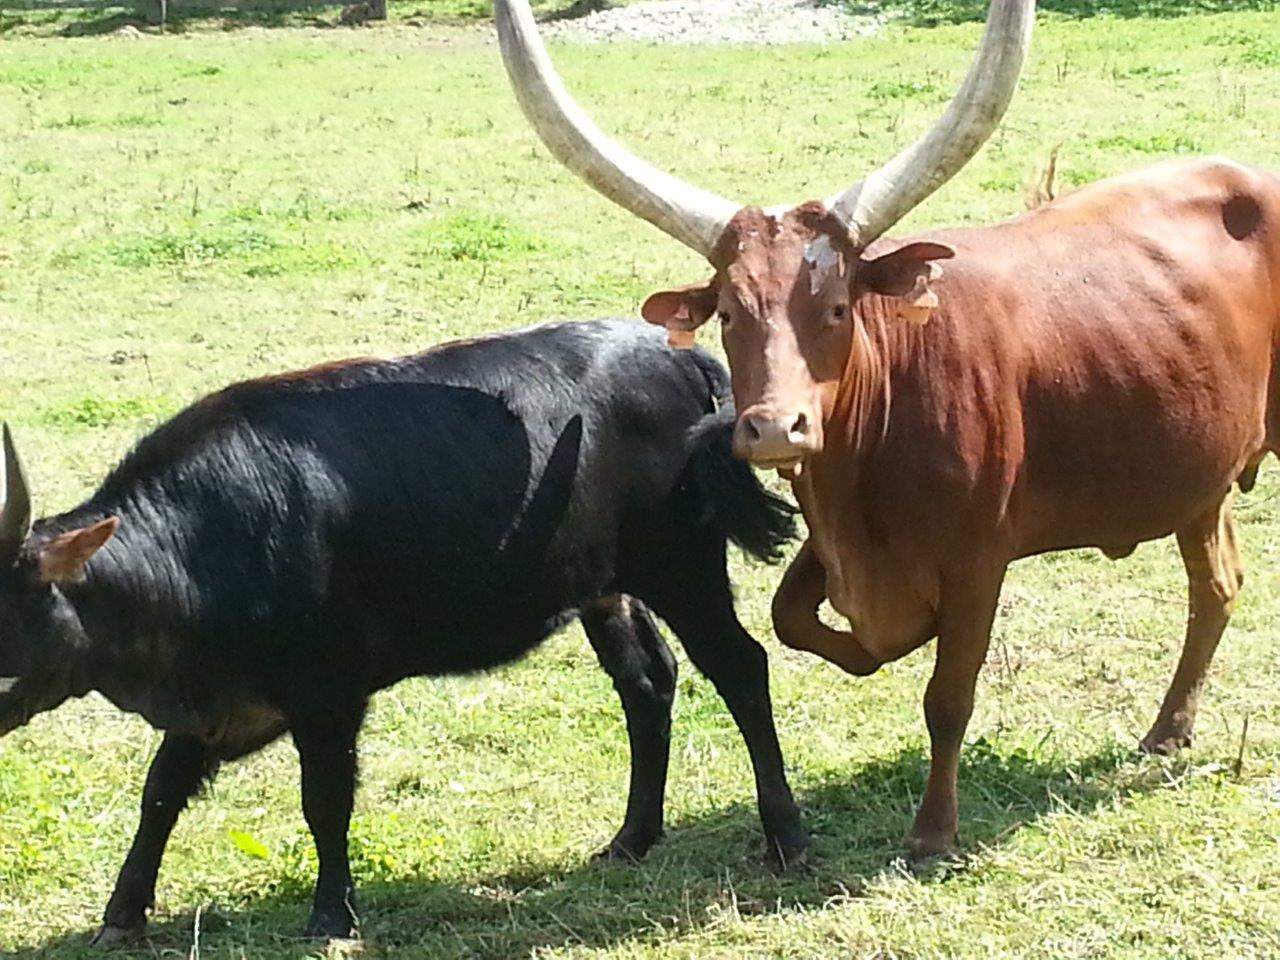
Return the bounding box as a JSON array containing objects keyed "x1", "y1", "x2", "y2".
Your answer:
[
  {"x1": 0, "y1": 677, "x2": 18, "y2": 694},
  {"x1": 804, "y1": 235, "x2": 841, "y2": 296}
]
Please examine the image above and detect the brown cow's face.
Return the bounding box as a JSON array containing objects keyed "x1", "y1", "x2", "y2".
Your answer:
[{"x1": 643, "y1": 205, "x2": 955, "y2": 470}]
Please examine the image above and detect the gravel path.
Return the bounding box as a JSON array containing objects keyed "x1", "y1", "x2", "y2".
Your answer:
[{"x1": 539, "y1": 0, "x2": 886, "y2": 45}]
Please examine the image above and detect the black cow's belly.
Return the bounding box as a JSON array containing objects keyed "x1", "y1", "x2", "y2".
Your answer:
[{"x1": 370, "y1": 606, "x2": 584, "y2": 686}]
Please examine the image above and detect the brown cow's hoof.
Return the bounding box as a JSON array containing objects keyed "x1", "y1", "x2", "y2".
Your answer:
[
  {"x1": 905, "y1": 833, "x2": 958, "y2": 866},
  {"x1": 1139, "y1": 729, "x2": 1192, "y2": 756},
  {"x1": 90, "y1": 924, "x2": 143, "y2": 949},
  {"x1": 901, "y1": 851, "x2": 966, "y2": 880}
]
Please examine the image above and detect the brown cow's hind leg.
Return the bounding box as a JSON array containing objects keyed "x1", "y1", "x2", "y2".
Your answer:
[
  {"x1": 1141, "y1": 495, "x2": 1242, "y2": 755},
  {"x1": 771, "y1": 539, "x2": 882, "y2": 676},
  {"x1": 906, "y1": 568, "x2": 1005, "y2": 862}
]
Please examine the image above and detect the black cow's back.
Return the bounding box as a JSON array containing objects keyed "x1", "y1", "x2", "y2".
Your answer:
[{"x1": 85, "y1": 321, "x2": 723, "y2": 685}]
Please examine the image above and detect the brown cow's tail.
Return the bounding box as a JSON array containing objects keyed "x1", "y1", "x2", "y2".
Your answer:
[{"x1": 684, "y1": 403, "x2": 797, "y2": 563}]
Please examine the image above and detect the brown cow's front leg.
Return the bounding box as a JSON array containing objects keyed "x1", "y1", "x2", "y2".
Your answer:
[
  {"x1": 771, "y1": 539, "x2": 882, "y2": 676},
  {"x1": 907, "y1": 568, "x2": 1005, "y2": 862},
  {"x1": 1141, "y1": 494, "x2": 1243, "y2": 754}
]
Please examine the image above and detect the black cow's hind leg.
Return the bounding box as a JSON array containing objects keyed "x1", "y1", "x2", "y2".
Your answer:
[
  {"x1": 581, "y1": 595, "x2": 678, "y2": 861},
  {"x1": 94, "y1": 733, "x2": 217, "y2": 947},
  {"x1": 291, "y1": 702, "x2": 366, "y2": 939}
]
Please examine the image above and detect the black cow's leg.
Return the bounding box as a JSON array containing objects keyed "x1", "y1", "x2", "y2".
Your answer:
[
  {"x1": 581, "y1": 595, "x2": 678, "y2": 861},
  {"x1": 291, "y1": 703, "x2": 365, "y2": 940},
  {"x1": 641, "y1": 556, "x2": 809, "y2": 868},
  {"x1": 93, "y1": 733, "x2": 217, "y2": 946}
]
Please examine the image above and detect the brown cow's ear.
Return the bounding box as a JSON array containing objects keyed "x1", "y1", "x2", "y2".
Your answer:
[
  {"x1": 641, "y1": 279, "x2": 720, "y2": 349},
  {"x1": 37, "y1": 517, "x2": 119, "y2": 585},
  {"x1": 860, "y1": 242, "x2": 956, "y2": 325}
]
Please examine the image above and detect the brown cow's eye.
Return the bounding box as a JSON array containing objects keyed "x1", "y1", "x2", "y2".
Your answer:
[
  {"x1": 717, "y1": 310, "x2": 732, "y2": 326},
  {"x1": 830, "y1": 305, "x2": 847, "y2": 322}
]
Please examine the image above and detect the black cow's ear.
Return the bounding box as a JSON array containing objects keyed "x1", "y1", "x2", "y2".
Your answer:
[
  {"x1": 641, "y1": 278, "x2": 720, "y2": 349},
  {"x1": 37, "y1": 517, "x2": 119, "y2": 585}
]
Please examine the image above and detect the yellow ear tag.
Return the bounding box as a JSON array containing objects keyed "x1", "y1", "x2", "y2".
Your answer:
[
  {"x1": 896, "y1": 270, "x2": 941, "y2": 325},
  {"x1": 667, "y1": 328, "x2": 697, "y2": 349}
]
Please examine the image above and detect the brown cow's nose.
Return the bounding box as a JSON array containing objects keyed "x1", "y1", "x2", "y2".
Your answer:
[{"x1": 734, "y1": 408, "x2": 819, "y2": 465}]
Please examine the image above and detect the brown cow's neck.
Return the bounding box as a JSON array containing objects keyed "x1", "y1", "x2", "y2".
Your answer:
[{"x1": 828, "y1": 294, "x2": 924, "y2": 461}]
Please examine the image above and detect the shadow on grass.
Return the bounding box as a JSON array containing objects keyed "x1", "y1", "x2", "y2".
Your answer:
[
  {"x1": 0, "y1": 0, "x2": 607, "y2": 36},
  {"x1": 865, "y1": 0, "x2": 1279, "y2": 26},
  {"x1": 536, "y1": 0, "x2": 610, "y2": 23},
  {"x1": 0, "y1": 0, "x2": 355, "y2": 37},
  {"x1": 20, "y1": 737, "x2": 1179, "y2": 958}
]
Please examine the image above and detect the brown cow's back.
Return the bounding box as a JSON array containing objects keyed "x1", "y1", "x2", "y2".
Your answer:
[{"x1": 800, "y1": 157, "x2": 1280, "y2": 659}]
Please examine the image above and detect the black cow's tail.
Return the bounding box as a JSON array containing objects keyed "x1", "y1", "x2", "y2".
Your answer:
[{"x1": 684, "y1": 349, "x2": 797, "y2": 562}]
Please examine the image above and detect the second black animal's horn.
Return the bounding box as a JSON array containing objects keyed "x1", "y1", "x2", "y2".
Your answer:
[{"x1": 1, "y1": 424, "x2": 33, "y2": 559}]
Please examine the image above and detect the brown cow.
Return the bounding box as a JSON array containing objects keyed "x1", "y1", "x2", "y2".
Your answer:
[{"x1": 494, "y1": 0, "x2": 1274, "y2": 861}]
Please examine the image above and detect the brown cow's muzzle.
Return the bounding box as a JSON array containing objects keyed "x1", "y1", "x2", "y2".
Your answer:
[{"x1": 733, "y1": 405, "x2": 821, "y2": 468}]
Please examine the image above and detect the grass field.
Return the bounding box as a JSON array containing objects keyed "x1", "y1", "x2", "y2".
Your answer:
[{"x1": 3, "y1": 4, "x2": 1280, "y2": 958}]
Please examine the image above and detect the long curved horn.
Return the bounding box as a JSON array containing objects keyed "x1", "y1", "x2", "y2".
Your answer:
[
  {"x1": 828, "y1": 0, "x2": 1035, "y2": 248},
  {"x1": 0, "y1": 424, "x2": 33, "y2": 559},
  {"x1": 494, "y1": 0, "x2": 740, "y2": 257}
]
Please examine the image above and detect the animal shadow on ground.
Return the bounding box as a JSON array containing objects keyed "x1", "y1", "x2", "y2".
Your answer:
[{"x1": 21, "y1": 738, "x2": 1176, "y2": 958}]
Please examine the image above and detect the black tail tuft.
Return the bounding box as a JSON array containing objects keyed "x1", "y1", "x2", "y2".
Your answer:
[{"x1": 686, "y1": 403, "x2": 797, "y2": 562}]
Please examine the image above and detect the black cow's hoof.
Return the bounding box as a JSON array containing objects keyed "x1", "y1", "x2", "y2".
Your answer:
[
  {"x1": 90, "y1": 924, "x2": 143, "y2": 949},
  {"x1": 767, "y1": 829, "x2": 812, "y2": 872},
  {"x1": 594, "y1": 829, "x2": 660, "y2": 864},
  {"x1": 303, "y1": 910, "x2": 358, "y2": 941}
]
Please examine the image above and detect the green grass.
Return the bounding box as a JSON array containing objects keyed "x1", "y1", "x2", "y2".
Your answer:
[{"x1": 3, "y1": 7, "x2": 1280, "y2": 959}]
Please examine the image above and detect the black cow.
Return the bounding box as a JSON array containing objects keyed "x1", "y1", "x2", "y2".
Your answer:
[{"x1": 0, "y1": 319, "x2": 808, "y2": 943}]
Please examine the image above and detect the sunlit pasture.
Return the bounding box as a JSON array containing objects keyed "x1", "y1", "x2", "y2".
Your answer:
[{"x1": 1, "y1": 3, "x2": 1279, "y2": 957}]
